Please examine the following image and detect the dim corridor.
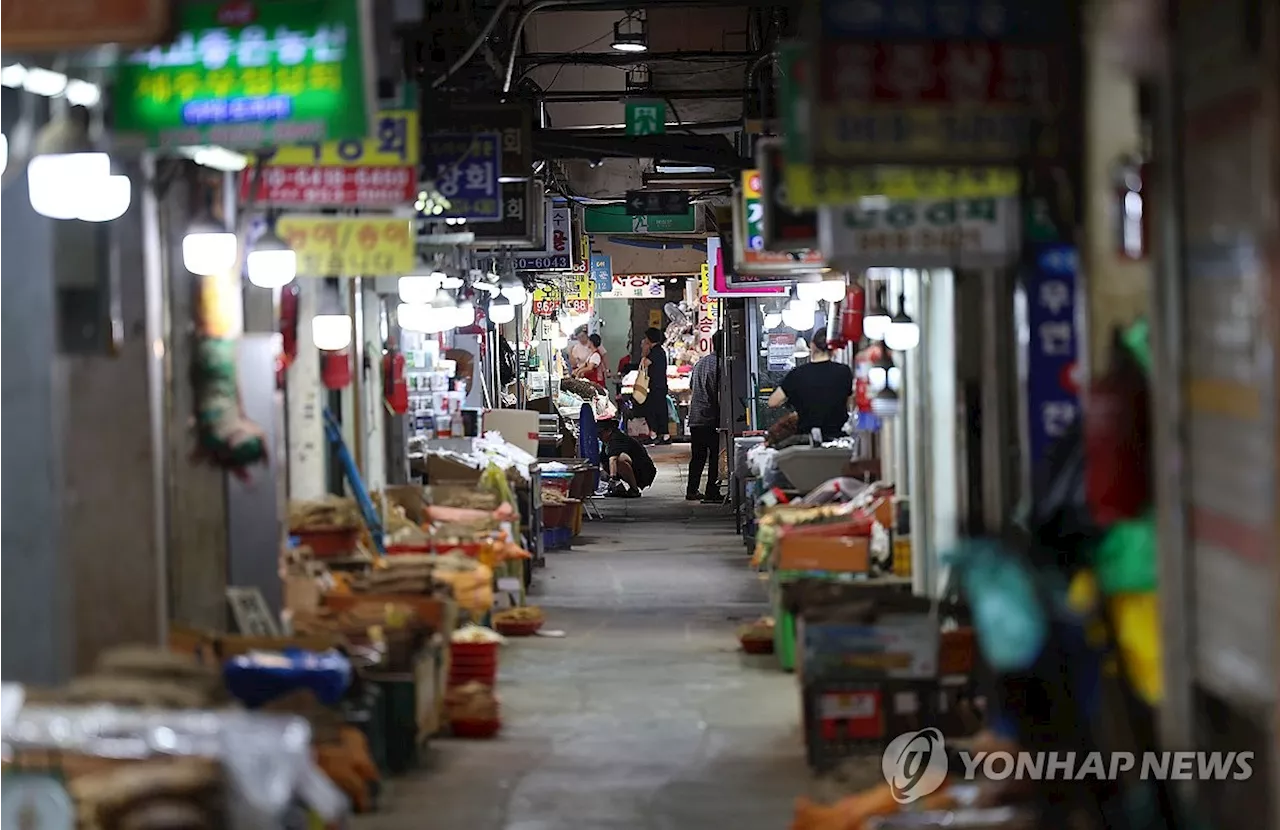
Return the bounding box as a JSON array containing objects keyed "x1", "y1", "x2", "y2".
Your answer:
[{"x1": 358, "y1": 450, "x2": 816, "y2": 829}]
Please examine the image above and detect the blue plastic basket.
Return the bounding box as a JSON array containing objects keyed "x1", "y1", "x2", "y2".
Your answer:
[{"x1": 223, "y1": 648, "x2": 352, "y2": 708}]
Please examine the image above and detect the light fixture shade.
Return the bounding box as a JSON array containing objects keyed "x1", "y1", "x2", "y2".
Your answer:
[
  {"x1": 438, "y1": 272, "x2": 463, "y2": 289},
  {"x1": 863, "y1": 284, "x2": 890, "y2": 340},
  {"x1": 796, "y1": 281, "x2": 825, "y2": 304},
  {"x1": 28, "y1": 152, "x2": 110, "y2": 219},
  {"x1": 868, "y1": 366, "x2": 888, "y2": 392},
  {"x1": 763, "y1": 311, "x2": 783, "y2": 330},
  {"x1": 182, "y1": 222, "x2": 238, "y2": 276},
  {"x1": 397, "y1": 303, "x2": 434, "y2": 332},
  {"x1": 399, "y1": 275, "x2": 439, "y2": 304},
  {"x1": 817, "y1": 278, "x2": 848, "y2": 303},
  {"x1": 453, "y1": 299, "x2": 475, "y2": 327},
  {"x1": 871, "y1": 386, "x2": 900, "y2": 417},
  {"x1": 312, "y1": 314, "x2": 352, "y2": 351},
  {"x1": 246, "y1": 228, "x2": 296, "y2": 288},
  {"x1": 500, "y1": 276, "x2": 528, "y2": 306},
  {"x1": 77, "y1": 174, "x2": 132, "y2": 223},
  {"x1": 884, "y1": 305, "x2": 920, "y2": 351},
  {"x1": 793, "y1": 338, "x2": 809, "y2": 357},
  {"x1": 430, "y1": 288, "x2": 458, "y2": 309},
  {"x1": 490, "y1": 295, "x2": 515, "y2": 324},
  {"x1": 782, "y1": 301, "x2": 816, "y2": 332}
]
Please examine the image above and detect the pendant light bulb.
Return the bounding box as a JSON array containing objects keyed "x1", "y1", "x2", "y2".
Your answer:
[
  {"x1": 863, "y1": 284, "x2": 890, "y2": 341},
  {"x1": 246, "y1": 227, "x2": 297, "y2": 288},
  {"x1": 782, "y1": 300, "x2": 816, "y2": 332},
  {"x1": 883, "y1": 292, "x2": 920, "y2": 351},
  {"x1": 500, "y1": 275, "x2": 528, "y2": 306},
  {"x1": 312, "y1": 314, "x2": 352, "y2": 351},
  {"x1": 399, "y1": 275, "x2": 440, "y2": 304},
  {"x1": 763, "y1": 311, "x2": 783, "y2": 330},
  {"x1": 183, "y1": 213, "x2": 237, "y2": 276},
  {"x1": 489, "y1": 295, "x2": 515, "y2": 324}
]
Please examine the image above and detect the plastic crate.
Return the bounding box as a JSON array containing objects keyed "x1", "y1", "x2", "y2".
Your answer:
[
  {"x1": 542, "y1": 526, "x2": 572, "y2": 551},
  {"x1": 802, "y1": 678, "x2": 937, "y2": 772}
]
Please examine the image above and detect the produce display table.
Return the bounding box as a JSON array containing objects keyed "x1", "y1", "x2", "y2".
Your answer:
[{"x1": 770, "y1": 572, "x2": 912, "y2": 671}]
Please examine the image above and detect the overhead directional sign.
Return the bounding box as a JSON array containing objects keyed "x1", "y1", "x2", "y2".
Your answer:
[
  {"x1": 625, "y1": 190, "x2": 690, "y2": 216},
  {"x1": 584, "y1": 204, "x2": 697, "y2": 234},
  {"x1": 625, "y1": 99, "x2": 666, "y2": 136}
]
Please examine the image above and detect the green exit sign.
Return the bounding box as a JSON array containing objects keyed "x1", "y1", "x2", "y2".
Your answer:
[
  {"x1": 113, "y1": 0, "x2": 373, "y2": 148},
  {"x1": 625, "y1": 99, "x2": 666, "y2": 137}
]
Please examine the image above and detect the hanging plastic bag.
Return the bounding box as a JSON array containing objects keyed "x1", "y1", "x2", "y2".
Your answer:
[{"x1": 942, "y1": 540, "x2": 1048, "y2": 672}]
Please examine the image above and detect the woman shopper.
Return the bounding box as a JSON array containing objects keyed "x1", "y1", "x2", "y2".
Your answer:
[
  {"x1": 686, "y1": 330, "x2": 723, "y2": 501},
  {"x1": 637, "y1": 327, "x2": 670, "y2": 443},
  {"x1": 767, "y1": 328, "x2": 854, "y2": 441},
  {"x1": 573, "y1": 336, "x2": 606, "y2": 386}
]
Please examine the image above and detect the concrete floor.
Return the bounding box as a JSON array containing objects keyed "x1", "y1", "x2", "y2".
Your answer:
[{"x1": 359, "y1": 449, "x2": 819, "y2": 829}]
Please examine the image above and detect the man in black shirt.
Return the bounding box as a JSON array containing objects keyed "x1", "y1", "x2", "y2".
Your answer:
[
  {"x1": 597, "y1": 419, "x2": 657, "y2": 497},
  {"x1": 767, "y1": 329, "x2": 855, "y2": 440}
]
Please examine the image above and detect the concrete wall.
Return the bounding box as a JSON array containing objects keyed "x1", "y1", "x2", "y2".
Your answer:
[{"x1": 1083, "y1": 0, "x2": 1152, "y2": 374}]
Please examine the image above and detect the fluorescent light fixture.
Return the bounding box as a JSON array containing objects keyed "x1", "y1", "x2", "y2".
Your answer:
[
  {"x1": 655, "y1": 164, "x2": 715, "y2": 174},
  {"x1": 179, "y1": 145, "x2": 249, "y2": 172}
]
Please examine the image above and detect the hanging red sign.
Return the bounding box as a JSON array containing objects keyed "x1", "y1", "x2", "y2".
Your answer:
[{"x1": 239, "y1": 165, "x2": 416, "y2": 207}]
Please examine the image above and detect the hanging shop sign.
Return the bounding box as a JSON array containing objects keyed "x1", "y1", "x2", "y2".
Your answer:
[
  {"x1": 707, "y1": 237, "x2": 787, "y2": 299},
  {"x1": 757, "y1": 139, "x2": 818, "y2": 251},
  {"x1": 777, "y1": 40, "x2": 811, "y2": 165},
  {"x1": 277, "y1": 215, "x2": 415, "y2": 276},
  {"x1": 819, "y1": 0, "x2": 1068, "y2": 39},
  {"x1": 583, "y1": 204, "x2": 698, "y2": 234},
  {"x1": 734, "y1": 170, "x2": 826, "y2": 277},
  {"x1": 694, "y1": 263, "x2": 720, "y2": 356},
  {"x1": 466, "y1": 181, "x2": 540, "y2": 246},
  {"x1": 817, "y1": 197, "x2": 1020, "y2": 269},
  {"x1": 597, "y1": 274, "x2": 667, "y2": 299},
  {"x1": 625, "y1": 190, "x2": 691, "y2": 216},
  {"x1": 440, "y1": 102, "x2": 534, "y2": 181},
  {"x1": 239, "y1": 110, "x2": 418, "y2": 205},
  {"x1": 508, "y1": 203, "x2": 574, "y2": 271},
  {"x1": 114, "y1": 0, "x2": 376, "y2": 148},
  {"x1": 786, "y1": 165, "x2": 1021, "y2": 210},
  {"x1": 4, "y1": 0, "x2": 170, "y2": 49},
  {"x1": 423, "y1": 131, "x2": 502, "y2": 221},
  {"x1": 810, "y1": 41, "x2": 1065, "y2": 165},
  {"x1": 574, "y1": 214, "x2": 590, "y2": 275},
  {"x1": 590, "y1": 254, "x2": 614, "y2": 295},
  {"x1": 531, "y1": 272, "x2": 592, "y2": 317},
  {"x1": 1024, "y1": 243, "x2": 1081, "y2": 471}
]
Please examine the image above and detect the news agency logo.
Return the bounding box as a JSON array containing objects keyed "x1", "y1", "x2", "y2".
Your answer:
[
  {"x1": 882, "y1": 728, "x2": 949, "y2": 804},
  {"x1": 883, "y1": 729, "x2": 1256, "y2": 801}
]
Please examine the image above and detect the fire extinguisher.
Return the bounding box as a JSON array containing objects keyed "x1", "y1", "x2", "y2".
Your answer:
[
  {"x1": 275, "y1": 282, "x2": 300, "y2": 387},
  {"x1": 854, "y1": 375, "x2": 873, "y2": 413},
  {"x1": 321, "y1": 350, "x2": 352, "y2": 390},
  {"x1": 840, "y1": 284, "x2": 866, "y2": 346},
  {"x1": 1085, "y1": 329, "x2": 1151, "y2": 524},
  {"x1": 383, "y1": 343, "x2": 408, "y2": 414}
]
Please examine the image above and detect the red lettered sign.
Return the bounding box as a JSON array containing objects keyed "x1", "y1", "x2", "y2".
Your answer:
[{"x1": 239, "y1": 165, "x2": 416, "y2": 207}]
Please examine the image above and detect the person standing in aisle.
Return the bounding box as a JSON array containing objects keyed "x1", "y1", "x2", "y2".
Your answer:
[
  {"x1": 638, "y1": 327, "x2": 670, "y2": 443},
  {"x1": 589, "y1": 333, "x2": 610, "y2": 384},
  {"x1": 767, "y1": 329, "x2": 854, "y2": 440},
  {"x1": 686, "y1": 331, "x2": 723, "y2": 501},
  {"x1": 568, "y1": 325, "x2": 593, "y2": 374}
]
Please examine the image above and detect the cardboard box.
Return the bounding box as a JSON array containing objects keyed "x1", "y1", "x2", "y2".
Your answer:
[
  {"x1": 425, "y1": 454, "x2": 484, "y2": 485},
  {"x1": 776, "y1": 534, "x2": 871, "y2": 573},
  {"x1": 385, "y1": 484, "x2": 429, "y2": 523}
]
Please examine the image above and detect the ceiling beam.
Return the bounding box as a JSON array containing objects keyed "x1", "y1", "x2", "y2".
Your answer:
[
  {"x1": 540, "y1": 88, "x2": 746, "y2": 103},
  {"x1": 516, "y1": 51, "x2": 759, "y2": 67}
]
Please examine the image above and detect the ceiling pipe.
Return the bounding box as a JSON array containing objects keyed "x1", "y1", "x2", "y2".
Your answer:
[
  {"x1": 540, "y1": 88, "x2": 747, "y2": 102},
  {"x1": 500, "y1": 0, "x2": 785, "y2": 95},
  {"x1": 516, "y1": 50, "x2": 759, "y2": 67}
]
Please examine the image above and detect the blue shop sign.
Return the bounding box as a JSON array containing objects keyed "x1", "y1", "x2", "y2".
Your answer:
[
  {"x1": 590, "y1": 254, "x2": 613, "y2": 294},
  {"x1": 820, "y1": 0, "x2": 1067, "y2": 40},
  {"x1": 423, "y1": 131, "x2": 501, "y2": 222},
  {"x1": 1024, "y1": 243, "x2": 1081, "y2": 469}
]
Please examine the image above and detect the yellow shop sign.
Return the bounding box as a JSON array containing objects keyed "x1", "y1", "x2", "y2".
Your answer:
[
  {"x1": 261, "y1": 110, "x2": 419, "y2": 168},
  {"x1": 277, "y1": 216, "x2": 416, "y2": 277},
  {"x1": 784, "y1": 165, "x2": 1019, "y2": 210}
]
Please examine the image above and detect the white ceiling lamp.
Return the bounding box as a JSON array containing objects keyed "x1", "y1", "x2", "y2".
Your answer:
[
  {"x1": 0, "y1": 134, "x2": 8, "y2": 175},
  {"x1": 399, "y1": 274, "x2": 441, "y2": 304},
  {"x1": 489, "y1": 294, "x2": 515, "y2": 325},
  {"x1": 883, "y1": 291, "x2": 920, "y2": 351},
  {"x1": 312, "y1": 314, "x2": 352, "y2": 351},
  {"x1": 611, "y1": 11, "x2": 648, "y2": 52},
  {"x1": 863, "y1": 283, "x2": 890, "y2": 341},
  {"x1": 183, "y1": 209, "x2": 237, "y2": 276},
  {"x1": 868, "y1": 347, "x2": 894, "y2": 392},
  {"x1": 436, "y1": 270, "x2": 463, "y2": 289},
  {"x1": 781, "y1": 300, "x2": 816, "y2": 332},
  {"x1": 453, "y1": 295, "x2": 476, "y2": 327},
  {"x1": 246, "y1": 224, "x2": 297, "y2": 288},
  {"x1": 398, "y1": 303, "x2": 433, "y2": 333},
  {"x1": 26, "y1": 109, "x2": 131, "y2": 222},
  {"x1": 763, "y1": 310, "x2": 783, "y2": 330},
  {"x1": 500, "y1": 274, "x2": 528, "y2": 306}
]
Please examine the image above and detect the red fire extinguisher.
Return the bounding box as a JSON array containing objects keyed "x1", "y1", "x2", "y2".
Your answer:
[
  {"x1": 276, "y1": 282, "x2": 300, "y2": 387},
  {"x1": 1084, "y1": 329, "x2": 1151, "y2": 524},
  {"x1": 321, "y1": 350, "x2": 352, "y2": 390},
  {"x1": 854, "y1": 375, "x2": 873, "y2": 413},
  {"x1": 840, "y1": 284, "x2": 866, "y2": 346},
  {"x1": 383, "y1": 344, "x2": 408, "y2": 414}
]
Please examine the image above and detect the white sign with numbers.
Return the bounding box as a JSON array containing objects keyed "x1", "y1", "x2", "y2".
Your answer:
[{"x1": 819, "y1": 197, "x2": 1021, "y2": 269}]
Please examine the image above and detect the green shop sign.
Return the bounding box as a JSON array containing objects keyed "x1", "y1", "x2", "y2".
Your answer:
[
  {"x1": 584, "y1": 204, "x2": 696, "y2": 234},
  {"x1": 114, "y1": 0, "x2": 374, "y2": 148}
]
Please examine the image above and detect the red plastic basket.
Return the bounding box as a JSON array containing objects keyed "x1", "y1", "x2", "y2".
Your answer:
[
  {"x1": 449, "y1": 642, "x2": 498, "y2": 686},
  {"x1": 293, "y1": 528, "x2": 360, "y2": 559},
  {"x1": 495, "y1": 620, "x2": 543, "y2": 637},
  {"x1": 450, "y1": 718, "x2": 501, "y2": 739},
  {"x1": 741, "y1": 637, "x2": 775, "y2": 655}
]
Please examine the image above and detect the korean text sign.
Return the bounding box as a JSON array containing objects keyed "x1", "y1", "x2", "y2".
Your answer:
[
  {"x1": 1025, "y1": 244, "x2": 1081, "y2": 470},
  {"x1": 114, "y1": 0, "x2": 372, "y2": 148},
  {"x1": 277, "y1": 215, "x2": 415, "y2": 276},
  {"x1": 261, "y1": 109, "x2": 418, "y2": 167},
  {"x1": 424, "y1": 132, "x2": 502, "y2": 221}
]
